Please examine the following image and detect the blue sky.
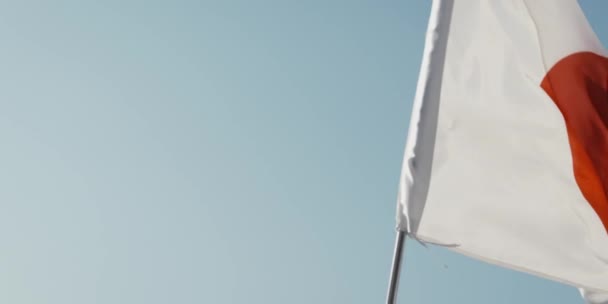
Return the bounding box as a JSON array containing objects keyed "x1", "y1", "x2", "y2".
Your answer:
[{"x1": 0, "y1": 1, "x2": 606, "y2": 303}]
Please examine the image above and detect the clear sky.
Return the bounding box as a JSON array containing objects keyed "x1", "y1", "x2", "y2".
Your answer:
[{"x1": 0, "y1": 1, "x2": 606, "y2": 303}]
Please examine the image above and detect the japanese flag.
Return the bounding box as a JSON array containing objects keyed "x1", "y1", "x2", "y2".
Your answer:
[{"x1": 397, "y1": 0, "x2": 608, "y2": 297}]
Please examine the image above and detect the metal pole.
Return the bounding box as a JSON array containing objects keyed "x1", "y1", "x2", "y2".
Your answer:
[
  {"x1": 386, "y1": 0, "x2": 452, "y2": 302},
  {"x1": 386, "y1": 231, "x2": 406, "y2": 304}
]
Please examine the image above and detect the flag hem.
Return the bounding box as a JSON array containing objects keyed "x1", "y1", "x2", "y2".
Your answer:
[{"x1": 409, "y1": 233, "x2": 608, "y2": 293}]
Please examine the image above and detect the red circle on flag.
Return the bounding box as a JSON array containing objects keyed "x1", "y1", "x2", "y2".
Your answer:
[{"x1": 541, "y1": 51, "x2": 608, "y2": 234}]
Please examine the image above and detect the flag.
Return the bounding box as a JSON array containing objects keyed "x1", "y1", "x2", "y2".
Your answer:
[
  {"x1": 397, "y1": 0, "x2": 608, "y2": 295},
  {"x1": 581, "y1": 288, "x2": 608, "y2": 304}
]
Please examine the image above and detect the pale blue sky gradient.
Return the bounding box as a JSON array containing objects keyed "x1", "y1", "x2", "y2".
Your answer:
[{"x1": 0, "y1": 1, "x2": 606, "y2": 303}]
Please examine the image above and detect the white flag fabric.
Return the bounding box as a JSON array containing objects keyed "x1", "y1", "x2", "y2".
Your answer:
[
  {"x1": 581, "y1": 289, "x2": 608, "y2": 304},
  {"x1": 397, "y1": 0, "x2": 608, "y2": 294}
]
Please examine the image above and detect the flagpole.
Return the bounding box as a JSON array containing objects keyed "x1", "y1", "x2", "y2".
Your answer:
[
  {"x1": 386, "y1": 231, "x2": 406, "y2": 304},
  {"x1": 386, "y1": 0, "x2": 452, "y2": 301}
]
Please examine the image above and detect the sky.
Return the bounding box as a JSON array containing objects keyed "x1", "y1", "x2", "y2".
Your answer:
[{"x1": 0, "y1": 1, "x2": 606, "y2": 303}]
